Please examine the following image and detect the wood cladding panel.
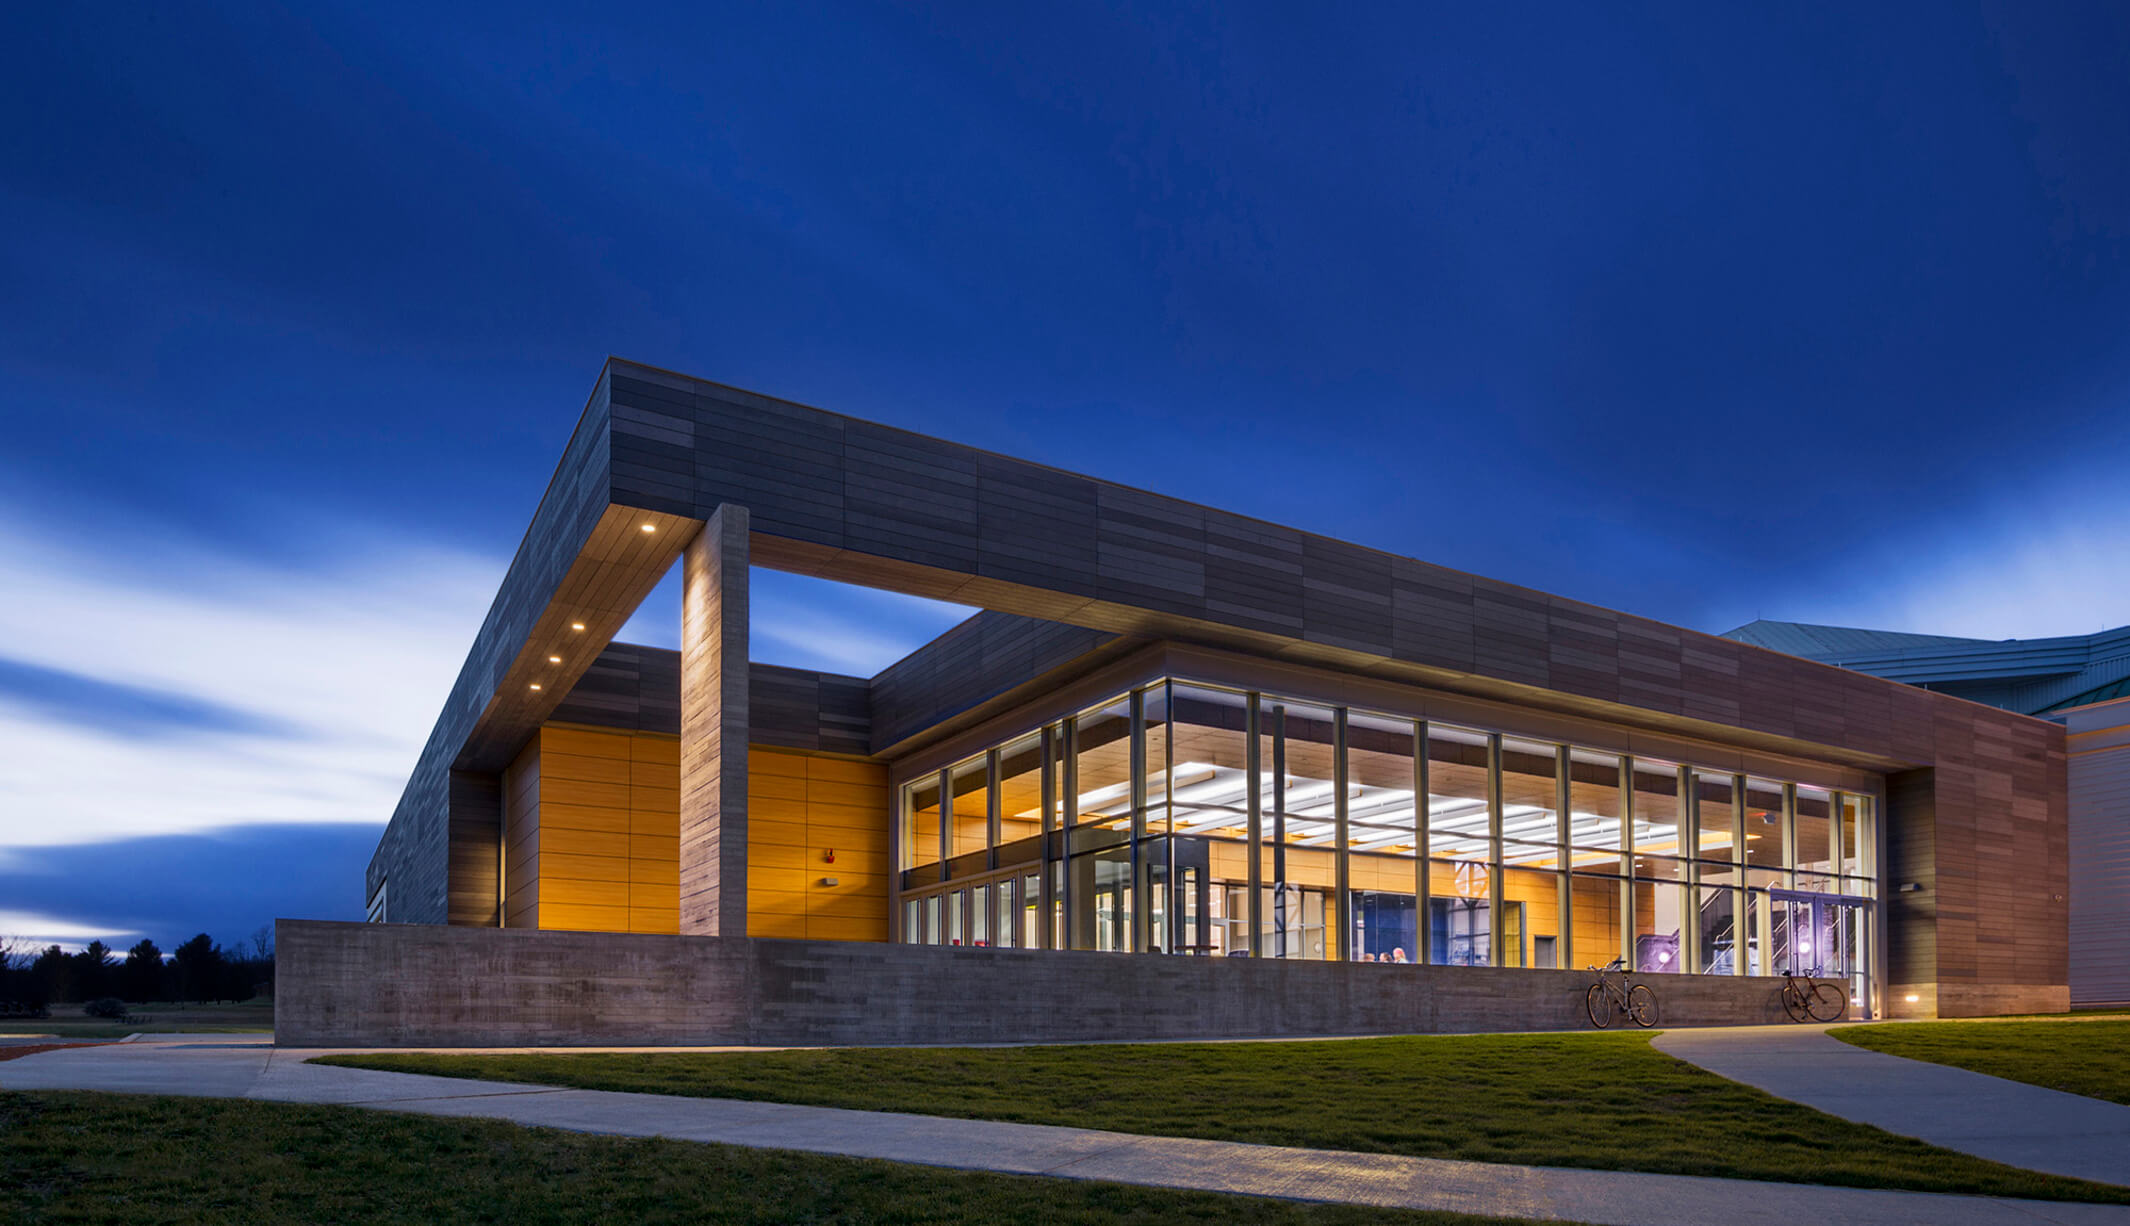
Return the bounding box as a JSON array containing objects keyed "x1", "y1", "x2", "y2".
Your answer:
[
  {"x1": 746, "y1": 747, "x2": 891, "y2": 943},
  {"x1": 505, "y1": 725, "x2": 685, "y2": 935}
]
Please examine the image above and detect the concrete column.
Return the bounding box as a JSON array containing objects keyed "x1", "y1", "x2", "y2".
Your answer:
[{"x1": 679, "y1": 503, "x2": 749, "y2": 938}]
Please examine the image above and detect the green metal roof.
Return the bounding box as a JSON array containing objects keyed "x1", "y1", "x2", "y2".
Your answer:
[{"x1": 2041, "y1": 674, "x2": 2130, "y2": 714}]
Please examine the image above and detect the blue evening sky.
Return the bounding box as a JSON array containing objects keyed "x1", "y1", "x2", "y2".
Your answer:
[{"x1": 2, "y1": 2, "x2": 2127, "y2": 951}]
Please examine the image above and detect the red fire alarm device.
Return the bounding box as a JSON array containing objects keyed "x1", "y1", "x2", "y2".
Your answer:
[{"x1": 824, "y1": 848, "x2": 835, "y2": 864}]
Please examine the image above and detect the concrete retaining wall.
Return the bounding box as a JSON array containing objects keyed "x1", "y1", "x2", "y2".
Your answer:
[{"x1": 277, "y1": 919, "x2": 1844, "y2": 1047}]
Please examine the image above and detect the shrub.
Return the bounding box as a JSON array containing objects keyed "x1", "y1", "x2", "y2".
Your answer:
[{"x1": 82, "y1": 996, "x2": 130, "y2": 1020}]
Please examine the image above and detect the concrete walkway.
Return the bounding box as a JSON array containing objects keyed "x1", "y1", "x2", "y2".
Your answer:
[
  {"x1": 1654, "y1": 1023, "x2": 2130, "y2": 1188},
  {"x1": 2, "y1": 1035, "x2": 2126, "y2": 1226}
]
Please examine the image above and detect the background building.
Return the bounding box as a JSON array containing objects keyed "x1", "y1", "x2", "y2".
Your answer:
[{"x1": 1724, "y1": 620, "x2": 2128, "y2": 1007}]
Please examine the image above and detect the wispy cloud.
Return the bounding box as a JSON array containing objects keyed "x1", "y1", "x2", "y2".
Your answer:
[
  {"x1": 0, "y1": 502, "x2": 502, "y2": 850},
  {"x1": 0, "y1": 495, "x2": 973, "y2": 873},
  {"x1": 0, "y1": 909, "x2": 138, "y2": 950}
]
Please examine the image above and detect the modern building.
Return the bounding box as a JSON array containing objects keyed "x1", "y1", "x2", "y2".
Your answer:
[
  {"x1": 279, "y1": 361, "x2": 2072, "y2": 1047},
  {"x1": 1724, "y1": 620, "x2": 2128, "y2": 1006}
]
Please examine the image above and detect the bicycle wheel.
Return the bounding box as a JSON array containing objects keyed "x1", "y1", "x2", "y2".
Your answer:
[
  {"x1": 1627, "y1": 983, "x2": 1659, "y2": 1028},
  {"x1": 1586, "y1": 983, "x2": 1615, "y2": 1029},
  {"x1": 1804, "y1": 982, "x2": 1846, "y2": 1022},
  {"x1": 1780, "y1": 983, "x2": 1810, "y2": 1023}
]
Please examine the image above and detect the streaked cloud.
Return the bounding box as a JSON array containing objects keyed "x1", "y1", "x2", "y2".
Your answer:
[
  {"x1": 0, "y1": 909, "x2": 137, "y2": 951},
  {"x1": 0, "y1": 501, "x2": 502, "y2": 851}
]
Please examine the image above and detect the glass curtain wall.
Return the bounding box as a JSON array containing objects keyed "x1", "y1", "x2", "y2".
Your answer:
[
  {"x1": 1346, "y1": 710, "x2": 1419, "y2": 963},
  {"x1": 1260, "y1": 700, "x2": 1339, "y2": 960},
  {"x1": 1426, "y1": 725, "x2": 1492, "y2": 966},
  {"x1": 1567, "y1": 748, "x2": 1630, "y2": 972},
  {"x1": 1693, "y1": 771, "x2": 1740, "y2": 975},
  {"x1": 1162, "y1": 684, "x2": 1253, "y2": 955},
  {"x1": 890, "y1": 675, "x2": 1881, "y2": 1009},
  {"x1": 1070, "y1": 698, "x2": 1134, "y2": 952}
]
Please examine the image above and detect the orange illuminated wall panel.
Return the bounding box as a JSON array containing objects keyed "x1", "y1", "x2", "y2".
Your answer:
[
  {"x1": 502, "y1": 724, "x2": 680, "y2": 935},
  {"x1": 501, "y1": 728, "x2": 886, "y2": 941},
  {"x1": 747, "y1": 748, "x2": 890, "y2": 942}
]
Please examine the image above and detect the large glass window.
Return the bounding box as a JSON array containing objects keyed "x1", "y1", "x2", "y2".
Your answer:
[
  {"x1": 1742, "y1": 778, "x2": 1785, "y2": 869},
  {"x1": 1840, "y1": 793, "x2": 1873, "y2": 882},
  {"x1": 1795, "y1": 786, "x2": 1835, "y2": 889},
  {"x1": 892, "y1": 674, "x2": 1879, "y2": 999},
  {"x1": 1500, "y1": 863, "x2": 1557, "y2": 968},
  {"x1": 1693, "y1": 771, "x2": 1737, "y2": 864},
  {"x1": 996, "y1": 734, "x2": 1045, "y2": 858},
  {"x1": 1347, "y1": 711, "x2": 1418, "y2": 961},
  {"x1": 1430, "y1": 859, "x2": 1491, "y2": 966},
  {"x1": 903, "y1": 776, "x2": 942, "y2": 874},
  {"x1": 949, "y1": 756, "x2": 990, "y2": 868},
  {"x1": 1260, "y1": 699, "x2": 1337, "y2": 959},
  {"x1": 1567, "y1": 748, "x2": 1627, "y2": 860},
  {"x1": 1162, "y1": 684, "x2": 1253, "y2": 955},
  {"x1": 1500, "y1": 737, "x2": 1562, "y2": 865},
  {"x1": 1426, "y1": 725, "x2": 1491, "y2": 878},
  {"x1": 1069, "y1": 698, "x2": 1134, "y2": 950},
  {"x1": 1632, "y1": 761, "x2": 1683, "y2": 856},
  {"x1": 1569, "y1": 868, "x2": 1626, "y2": 971}
]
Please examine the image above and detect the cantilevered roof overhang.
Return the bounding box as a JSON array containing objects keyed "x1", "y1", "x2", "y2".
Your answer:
[{"x1": 417, "y1": 357, "x2": 2045, "y2": 803}]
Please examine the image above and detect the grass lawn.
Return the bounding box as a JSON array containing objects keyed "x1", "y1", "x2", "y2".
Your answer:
[
  {"x1": 0, "y1": 1091, "x2": 1531, "y2": 1225},
  {"x1": 0, "y1": 1000, "x2": 273, "y2": 1040},
  {"x1": 1834, "y1": 1018, "x2": 2130, "y2": 1105},
  {"x1": 321, "y1": 1032, "x2": 2129, "y2": 1204}
]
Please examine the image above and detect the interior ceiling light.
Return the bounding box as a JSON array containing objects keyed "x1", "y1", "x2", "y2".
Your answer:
[
  {"x1": 548, "y1": 655, "x2": 563, "y2": 664},
  {"x1": 640, "y1": 523, "x2": 656, "y2": 533},
  {"x1": 570, "y1": 622, "x2": 586, "y2": 631},
  {"x1": 529, "y1": 683, "x2": 542, "y2": 691}
]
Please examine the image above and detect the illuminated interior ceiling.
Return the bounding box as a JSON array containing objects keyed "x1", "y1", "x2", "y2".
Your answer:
[{"x1": 1051, "y1": 763, "x2": 1733, "y2": 866}]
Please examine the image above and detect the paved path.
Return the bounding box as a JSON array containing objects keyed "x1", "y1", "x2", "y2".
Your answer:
[
  {"x1": 1654, "y1": 1023, "x2": 2130, "y2": 1188},
  {"x1": 3, "y1": 1035, "x2": 2127, "y2": 1226}
]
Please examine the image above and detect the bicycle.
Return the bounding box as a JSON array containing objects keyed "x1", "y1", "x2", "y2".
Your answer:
[
  {"x1": 1780, "y1": 966, "x2": 1846, "y2": 1022},
  {"x1": 1586, "y1": 957, "x2": 1659, "y2": 1028}
]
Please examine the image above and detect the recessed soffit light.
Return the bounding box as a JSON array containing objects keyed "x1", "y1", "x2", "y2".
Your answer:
[{"x1": 640, "y1": 523, "x2": 656, "y2": 533}]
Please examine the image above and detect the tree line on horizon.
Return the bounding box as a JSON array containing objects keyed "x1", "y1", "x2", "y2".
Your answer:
[{"x1": 0, "y1": 926, "x2": 274, "y2": 1008}]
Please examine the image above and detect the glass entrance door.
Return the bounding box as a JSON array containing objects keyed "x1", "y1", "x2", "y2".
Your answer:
[{"x1": 1770, "y1": 890, "x2": 1871, "y2": 1016}]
